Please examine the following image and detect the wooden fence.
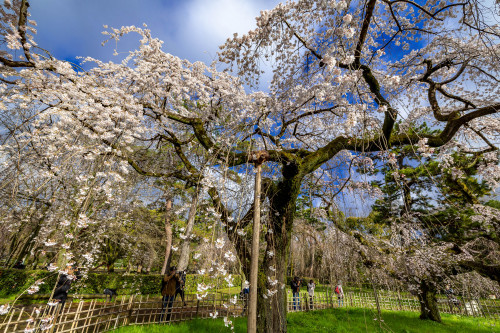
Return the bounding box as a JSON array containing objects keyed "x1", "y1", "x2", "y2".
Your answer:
[
  {"x1": 287, "y1": 289, "x2": 500, "y2": 319},
  {"x1": 0, "y1": 293, "x2": 244, "y2": 333},
  {"x1": 1, "y1": 290, "x2": 499, "y2": 332}
]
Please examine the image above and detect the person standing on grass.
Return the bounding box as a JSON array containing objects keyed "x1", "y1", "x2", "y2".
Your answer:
[
  {"x1": 160, "y1": 266, "x2": 180, "y2": 322},
  {"x1": 445, "y1": 285, "x2": 461, "y2": 313},
  {"x1": 290, "y1": 276, "x2": 301, "y2": 310},
  {"x1": 240, "y1": 285, "x2": 250, "y2": 315},
  {"x1": 174, "y1": 270, "x2": 187, "y2": 306},
  {"x1": 335, "y1": 283, "x2": 344, "y2": 307},
  {"x1": 307, "y1": 279, "x2": 315, "y2": 310}
]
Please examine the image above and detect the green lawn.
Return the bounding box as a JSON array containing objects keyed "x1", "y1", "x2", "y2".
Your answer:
[{"x1": 111, "y1": 308, "x2": 499, "y2": 333}]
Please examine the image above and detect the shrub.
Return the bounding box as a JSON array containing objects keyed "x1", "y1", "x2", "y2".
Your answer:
[
  {"x1": 0, "y1": 269, "x2": 241, "y2": 297},
  {"x1": 286, "y1": 276, "x2": 318, "y2": 286}
]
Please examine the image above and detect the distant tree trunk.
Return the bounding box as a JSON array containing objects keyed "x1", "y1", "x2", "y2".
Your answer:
[
  {"x1": 370, "y1": 272, "x2": 382, "y2": 322},
  {"x1": 310, "y1": 240, "x2": 315, "y2": 277},
  {"x1": 7, "y1": 208, "x2": 47, "y2": 268},
  {"x1": 418, "y1": 279, "x2": 441, "y2": 322},
  {"x1": 177, "y1": 189, "x2": 199, "y2": 271},
  {"x1": 300, "y1": 235, "x2": 305, "y2": 275},
  {"x1": 11, "y1": 223, "x2": 41, "y2": 267},
  {"x1": 161, "y1": 197, "x2": 173, "y2": 275}
]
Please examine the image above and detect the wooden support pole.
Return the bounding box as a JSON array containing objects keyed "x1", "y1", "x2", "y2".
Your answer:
[{"x1": 247, "y1": 150, "x2": 267, "y2": 333}]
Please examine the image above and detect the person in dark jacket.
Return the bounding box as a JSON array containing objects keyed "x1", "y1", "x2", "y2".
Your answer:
[
  {"x1": 103, "y1": 288, "x2": 118, "y2": 301},
  {"x1": 240, "y1": 286, "x2": 250, "y2": 315},
  {"x1": 52, "y1": 267, "x2": 77, "y2": 310},
  {"x1": 174, "y1": 270, "x2": 187, "y2": 306},
  {"x1": 160, "y1": 266, "x2": 180, "y2": 321},
  {"x1": 290, "y1": 276, "x2": 301, "y2": 310}
]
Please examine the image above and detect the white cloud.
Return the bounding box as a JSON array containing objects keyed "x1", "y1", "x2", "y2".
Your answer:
[
  {"x1": 184, "y1": 0, "x2": 262, "y2": 56},
  {"x1": 28, "y1": 0, "x2": 279, "y2": 65}
]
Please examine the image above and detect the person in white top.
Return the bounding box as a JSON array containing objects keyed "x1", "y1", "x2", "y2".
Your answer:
[
  {"x1": 307, "y1": 280, "x2": 315, "y2": 310},
  {"x1": 335, "y1": 283, "x2": 344, "y2": 307}
]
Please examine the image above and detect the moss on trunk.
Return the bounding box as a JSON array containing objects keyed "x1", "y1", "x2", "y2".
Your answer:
[
  {"x1": 418, "y1": 279, "x2": 441, "y2": 322},
  {"x1": 255, "y1": 172, "x2": 302, "y2": 333}
]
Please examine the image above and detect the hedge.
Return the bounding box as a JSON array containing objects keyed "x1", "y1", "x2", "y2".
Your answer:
[
  {"x1": 0, "y1": 269, "x2": 242, "y2": 297},
  {"x1": 286, "y1": 276, "x2": 319, "y2": 286}
]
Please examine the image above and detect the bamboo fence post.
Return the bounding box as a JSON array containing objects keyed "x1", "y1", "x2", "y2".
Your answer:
[
  {"x1": 481, "y1": 299, "x2": 492, "y2": 319},
  {"x1": 90, "y1": 299, "x2": 100, "y2": 333},
  {"x1": 56, "y1": 302, "x2": 68, "y2": 333},
  {"x1": 105, "y1": 298, "x2": 118, "y2": 331},
  {"x1": 49, "y1": 303, "x2": 61, "y2": 333},
  {"x1": 92, "y1": 299, "x2": 105, "y2": 333},
  {"x1": 2, "y1": 309, "x2": 15, "y2": 333},
  {"x1": 80, "y1": 300, "x2": 91, "y2": 333},
  {"x1": 219, "y1": 292, "x2": 223, "y2": 316},
  {"x1": 146, "y1": 295, "x2": 153, "y2": 324},
  {"x1": 12, "y1": 307, "x2": 24, "y2": 332},
  {"x1": 23, "y1": 307, "x2": 37, "y2": 333},
  {"x1": 373, "y1": 286, "x2": 380, "y2": 316},
  {"x1": 397, "y1": 290, "x2": 403, "y2": 311},
  {"x1": 69, "y1": 301, "x2": 84, "y2": 333},
  {"x1": 113, "y1": 297, "x2": 123, "y2": 330},
  {"x1": 124, "y1": 295, "x2": 134, "y2": 327},
  {"x1": 135, "y1": 295, "x2": 142, "y2": 324},
  {"x1": 104, "y1": 301, "x2": 111, "y2": 331},
  {"x1": 81, "y1": 299, "x2": 94, "y2": 333},
  {"x1": 462, "y1": 296, "x2": 469, "y2": 316},
  {"x1": 190, "y1": 294, "x2": 194, "y2": 320}
]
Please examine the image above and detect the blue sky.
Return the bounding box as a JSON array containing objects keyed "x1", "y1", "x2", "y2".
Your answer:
[
  {"x1": 27, "y1": 0, "x2": 374, "y2": 217},
  {"x1": 29, "y1": 0, "x2": 280, "y2": 65},
  {"x1": 27, "y1": 1, "x2": 497, "y2": 216}
]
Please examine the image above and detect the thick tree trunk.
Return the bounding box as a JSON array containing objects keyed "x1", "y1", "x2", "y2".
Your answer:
[
  {"x1": 177, "y1": 190, "x2": 199, "y2": 271},
  {"x1": 258, "y1": 242, "x2": 289, "y2": 333},
  {"x1": 161, "y1": 197, "x2": 173, "y2": 275},
  {"x1": 418, "y1": 279, "x2": 441, "y2": 322},
  {"x1": 257, "y1": 171, "x2": 301, "y2": 333}
]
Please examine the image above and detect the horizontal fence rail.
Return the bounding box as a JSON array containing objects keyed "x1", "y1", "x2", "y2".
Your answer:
[{"x1": 1, "y1": 290, "x2": 499, "y2": 332}]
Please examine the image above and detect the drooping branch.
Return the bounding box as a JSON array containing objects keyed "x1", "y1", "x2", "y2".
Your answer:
[{"x1": 354, "y1": 0, "x2": 378, "y2": 66}]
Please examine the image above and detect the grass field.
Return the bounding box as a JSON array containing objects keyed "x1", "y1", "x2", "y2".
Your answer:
[{"x1": 111, "y1": 307, "x2": 499, "y2": 333}]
